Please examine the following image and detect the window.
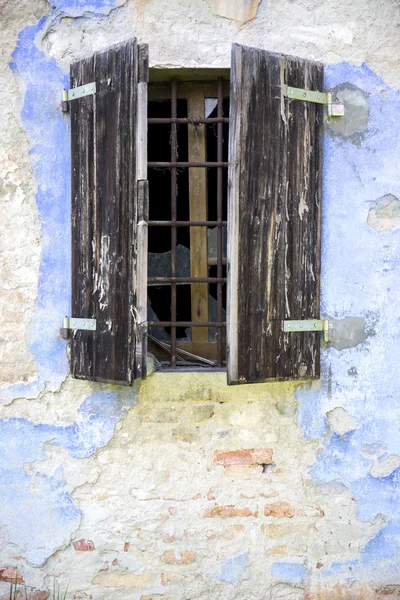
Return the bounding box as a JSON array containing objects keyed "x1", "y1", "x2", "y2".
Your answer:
[
  {"x1": 67, "y1": 41, "x2": 323, "y2": 386},
  {"x1": 146, "y1": 76, "x2": 230, "y2": 369}
]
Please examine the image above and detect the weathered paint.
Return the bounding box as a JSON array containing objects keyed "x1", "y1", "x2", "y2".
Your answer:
[{"x1": 2, "y1": 0, "x2": 400, "y2": 597}]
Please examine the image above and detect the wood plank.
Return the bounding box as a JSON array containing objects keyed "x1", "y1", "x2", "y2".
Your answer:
[
  {"x1": 187, "y1": 85, "x2": 209, "y2": 343},
  {"x1": 227, "y1": 44, "x2": 323, "y2": 384},
  {"x1": 135, "y1": 43, "x2": 149, "y2": 379},
  {"x1": 71, "y1": 55, "x2": 96, "y2": 380},
  {"x1": 71, "y1": 40, "x2": 139, "y2": 384}
]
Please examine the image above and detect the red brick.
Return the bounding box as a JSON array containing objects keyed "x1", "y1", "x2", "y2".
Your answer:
[
  {"x1": 161, "y1": 550, "x2": 196, "y2": 564},
  {"x1": 214, "y1": 448, "x2": 273, "y2": 467},
  {"x1": 376, "y1": 587, "x2": 400, "y2": 599},
  {"x1": 123, "y1": 542, "x2": 130, "y2": 552},
  {"x1": 0, "y1": 590, "x2": 48, "y2": 600},
  {"x1": 264, "y1": 502, "x2": 295, "y2": 518},
  {"x1": 73, "y1": 539, "x2": 95, "y2": 552},
  {"x1": 0, "y1": 568, "x2": 24, "y2": 584},
  {"x1": 205, "y1": 505, "x2": 257, "y2": 518}
]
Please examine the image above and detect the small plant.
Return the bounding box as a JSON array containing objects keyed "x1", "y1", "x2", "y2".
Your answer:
[
  {"x1": 8, "y1": 575, "x2": 68, "y2": 600},
  {"x1": 52, "y1": 578, "x2": 69, "y2": 600},
  {"x1": 9, "y1": 574, "x2": 27, "y2": 600}
]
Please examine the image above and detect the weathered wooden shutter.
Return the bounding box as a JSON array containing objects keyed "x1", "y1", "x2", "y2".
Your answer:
[
  {"x1": 227, "y1": 44, "x2": 323, "y2": 384},
  {"x1": 70, "y1": 39, "x2": 148, "y2": 384}
]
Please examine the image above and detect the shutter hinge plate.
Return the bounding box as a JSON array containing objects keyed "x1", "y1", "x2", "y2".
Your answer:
[
  {"x1": 283, "y1": 319, "x2": 330, "y2": 342},
  {"x1": 60, "y1": 317, "x2": 97, "y2": 339},
  {"x1": 284, "y1": 86, "x2": 344, "y2": 117},
  {"x1": 62, "y1": 82, "x2": 96, "y2": 112}
]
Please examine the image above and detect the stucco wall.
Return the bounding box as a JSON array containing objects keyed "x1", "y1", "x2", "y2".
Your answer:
[{"x1": 1, "y1": 0, "x2": 400, "y2": 598}]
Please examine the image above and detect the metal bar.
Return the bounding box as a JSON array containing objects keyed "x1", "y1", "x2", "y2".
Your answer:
[
  {"x1": 148, "y1": 277, "x2": 226, "y2": 283},
  {"x1": 149, "y1": 162, "x2": 228, "y2": 168},
  {"x1": 149, "y1": 321, "x2": 226, "y2": 327},
  {"x1": 170, "y1": 79, "x2": 178, "y2": 368},
  {"x1": 216, "y1": 77, "x2": 223, "y2": 367},
  {"x1": 148, "y1": 117, "x2": 229, "y2": 124},
  {"x1": 148, "y1": 220, "x2": 227, "y2": 226}
]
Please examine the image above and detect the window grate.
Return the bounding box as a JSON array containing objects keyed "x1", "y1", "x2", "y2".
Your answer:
[{"x1": 147, "y1": 77, "x2": 228, "y2": 368}]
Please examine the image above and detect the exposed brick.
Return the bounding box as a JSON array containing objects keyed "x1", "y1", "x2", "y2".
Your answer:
[
  {"x1": 376, "y1": 586, "x2": 400, "y2": 599},
  {"x1": 0, "y1": 568, "x2": 24, "y2": 584},
  {"x1": 214, "y1": 448, "x2": 273, "y2": 467},
  {"x1": 267, "y1": 544, "x2": 287, "y2": 555},
  {"x1": 205, "y1": 505, "x2": 257, "y2": 518},
  {"x1": 264, "y1": 502, "x2": 295, "y2": 518},
  {"x1": 0, "y1": 592, "x2": 49, "y2": 600},
  {"x1": 73, "y1": 539, "x2": 95, "y2": 552},
  {"x1": 124, "y1": 542, "x2": 130, "y2": 552},
  {"x1": 161, "y1": 550, "x2": 196, "y2": 564},
  {"x1": 223, "y1": 524, "x2": 245, "y2": 539}
]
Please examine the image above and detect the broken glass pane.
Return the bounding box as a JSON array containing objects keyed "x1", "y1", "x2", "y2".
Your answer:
[
  {"x1": 205, "y1": 98, "x2": 218, "y2": 118},
  {"x1": 148, "y1": 244, "x2": 190, "y2": 281}
]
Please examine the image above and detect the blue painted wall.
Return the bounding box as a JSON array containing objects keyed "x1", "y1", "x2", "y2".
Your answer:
[{"x1": 3, "y1": 0, "x2": 400, "y2": 590}]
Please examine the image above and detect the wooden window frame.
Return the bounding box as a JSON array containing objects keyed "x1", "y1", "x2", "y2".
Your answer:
[{"x1": 147, "y1": 73, "x2": 230, "y2": 369}]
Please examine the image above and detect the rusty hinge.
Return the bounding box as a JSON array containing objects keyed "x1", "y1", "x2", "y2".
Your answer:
[
  {"x1": 283, "y1": 85, "x2": 344, "y2": 117},
  {"x1": 61, "y1": 82, "x2": 96, "y2": 112},
  {"x1": 283, "y1": 319, "x2": 330, "y2": 343},
  {"x1": 60, "y1": 316, "x2": 97, "y2": 339}
]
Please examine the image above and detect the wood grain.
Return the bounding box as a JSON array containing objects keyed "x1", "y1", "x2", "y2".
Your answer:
[
  {"x1": 187, "y1": 86, "x2": 209, "y2": 342},
  {"x1": 227, "y1": 44, "x2": 323, "y2": 384},
  {"x1": 71, "y1": 39, "x2": 140, "y2": 384}
]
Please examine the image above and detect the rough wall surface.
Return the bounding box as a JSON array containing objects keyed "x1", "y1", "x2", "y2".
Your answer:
[{"x1": 1, "y1": 0, "x2": 400, "y2": 598}]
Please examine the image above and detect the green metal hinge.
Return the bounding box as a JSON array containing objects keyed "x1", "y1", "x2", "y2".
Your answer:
[
  {"x1": 283, "y1": 85, "x2": 344, "y2": 117},
  {"x1": 283, "y1": 319, "x2": 330, "y2": 343},
  {"x1": 62, "y1": 82, "x2": 96, "y2": 112},
  {"x1": 60, "y1": 316, "x2": 97, "y2": 339}
]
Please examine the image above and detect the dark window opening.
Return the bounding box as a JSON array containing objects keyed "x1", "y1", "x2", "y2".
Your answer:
[{"x1": 147, "y1": 78, "x2": 229, "y2": 369}]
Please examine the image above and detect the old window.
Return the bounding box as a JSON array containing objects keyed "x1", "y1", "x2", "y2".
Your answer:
[
  {"x1": 146, "y1": 75, "x2": 230, "y2": 369},
  {"x1": 67, "y1": 40, "x2": 323, "y2": 385}
]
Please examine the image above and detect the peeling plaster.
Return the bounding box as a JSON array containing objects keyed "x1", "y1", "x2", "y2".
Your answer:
[
  {"x1": 204, "y1": 0, "x2": 261, "y2": 24},
  {"x1": 3, "y1": 0, "x2": 400, "y2": 596}
]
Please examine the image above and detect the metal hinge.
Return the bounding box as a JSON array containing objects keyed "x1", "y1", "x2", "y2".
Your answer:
[
  {"x1": 283, "y1": 319, "x2": 330, "y2": 343},
  {"x1": 283, "y1": 86, "x2": 344, "y2": 117},
  {"x1": 62, "y1": 82, "x2": 96, "y2": 112},
  {"x1": 60, "y1": 316, "x2": 97, "y2": 339}
]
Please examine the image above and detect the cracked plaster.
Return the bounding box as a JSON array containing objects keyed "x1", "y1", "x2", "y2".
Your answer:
[{"x1": 2, "y1": 0, "x2": 400, "y2": 597}]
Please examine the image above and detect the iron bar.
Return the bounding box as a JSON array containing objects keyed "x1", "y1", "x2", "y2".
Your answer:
[
  {"x1": 149, "y1": 162, "x2": 228, "y2": 168},
  {"x1": 149, "y1": 321, "x2": 226, "y2": 327},
  {"x1": 148, "y1": 117, "x2": 229, "y2": 124},
  {"x1": 148, "y1": 277, "x2": 226, "y2": 283},
  {"x1": 148, "y1": 220, "x2": 227, "y2": 227},
  {"x1": 216, "y1": 78, "x2": 224, "y2": 367},
  {"x1": 171, "y1": 79, "x2": 177, "y2": 368}
]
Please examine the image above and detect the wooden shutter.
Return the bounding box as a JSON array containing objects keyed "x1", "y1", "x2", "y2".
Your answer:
[
  {"x1": 227, "y1": 44, "x2": 323, "y2": 384},
  {"x1": 70, "y1": 39, "x2": 148, "y2": 384}
]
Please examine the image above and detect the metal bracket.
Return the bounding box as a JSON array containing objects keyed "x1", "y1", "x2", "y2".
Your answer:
[
  {"x1": 284, "y1": 86, "x2": 344, "y2": 117},
  {"x1": 283, "y1": 319, "x2": 330, "y2": 343},
  {"x1": 62, "y1": 82, "x2": 96, "y2": 112},
  {"x1": 60, "y1": 317, "x2": 97, "y2": 339}
]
